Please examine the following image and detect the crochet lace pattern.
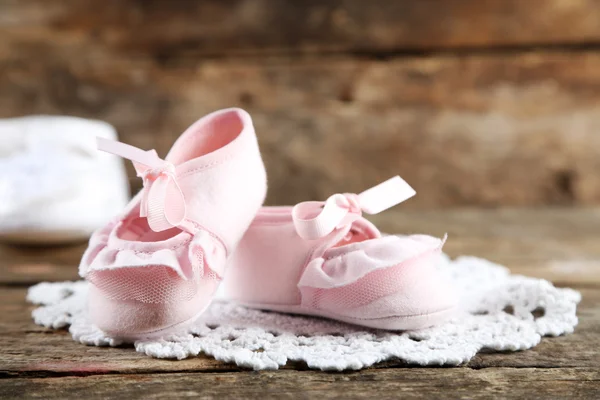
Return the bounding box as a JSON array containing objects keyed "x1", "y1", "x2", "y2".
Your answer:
[{"x1": 27, "y1": 254, "x2": 581, "y2": 371}]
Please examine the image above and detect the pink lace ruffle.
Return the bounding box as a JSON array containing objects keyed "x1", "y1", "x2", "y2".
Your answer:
[
  {"x1": 79, "y1": 220, "x2": 227, "y2": 282},
  {"x1": 299, "y1": 234, "x2": 445, "y2": 290}
]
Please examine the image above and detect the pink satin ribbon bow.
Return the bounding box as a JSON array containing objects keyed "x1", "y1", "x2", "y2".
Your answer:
[
  {"x1": 292, "y1": 176, "x2": 416, "y2": 240},
  {"x1": 97, "y1": 137, "x2": 186, "y2": 232}
]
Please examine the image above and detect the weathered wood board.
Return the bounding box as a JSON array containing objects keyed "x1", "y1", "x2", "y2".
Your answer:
[
  {"x1": 1, "y1": 2, "x2": 600, "y2": 397},
  {"x1": 2, "y1": 2, "x2": 600, "y2": 206},
  {"x1": 3, "y1": 51, "x2": 600, "y2": 207},
  {"x1": 3, "y1": 0, "x2": 600, "y2": 55},
  {"x1": 1, "y1": 368, "x2": 599, "y2": 400}
]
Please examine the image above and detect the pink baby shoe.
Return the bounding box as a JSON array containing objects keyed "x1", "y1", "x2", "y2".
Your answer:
[
  {"x1": 223, "y1": 177, "x2": 457, "y2": 330},
  {"x1": 79, "y1": 108, "x2": 267, "y2": 340}
]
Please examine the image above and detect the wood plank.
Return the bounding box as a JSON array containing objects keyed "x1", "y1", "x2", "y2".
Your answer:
[
  {"x1": 370, "y1": 209, "x2": 600, "y2": 239},
  {"x1": 1, "y1": 286, "x2": 598, "y2": 375},
  {"x1": 1, "y1": 368, "x2": 599, "y2": 400},
  {"x1": 0, "y1": 243, "x2": 86, "y2": 285},
  {"x1": 3, "y1": 50, "x2": 600, "y2": 207},
  {"x1": 2, "y1": 0, "x2": 600, "y2": 57}
]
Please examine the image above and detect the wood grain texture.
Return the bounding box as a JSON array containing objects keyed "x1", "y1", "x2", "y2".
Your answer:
[
  {"x1": 0, "y1": 243, "x2": 86, "y2": 285},
  {"x1": 0, "y1": 209, "x2": 598, "y2": 398},
  {"x1": 2, "y1": 2, "x2": 600, "y2": 397},
  {"x1": 1, "y1": 368, "x2": 599, "y2": 400},
  {"x1": 2, "y1": 0, "x2": 600, "y2": 56},
  {"x1": 2, "y1": 50, "x2": 600, "y2": 206}
]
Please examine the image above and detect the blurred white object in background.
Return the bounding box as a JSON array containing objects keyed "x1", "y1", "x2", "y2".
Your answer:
[{"x1": 0, "y1": 116, "x2": 130, "y2": 244}]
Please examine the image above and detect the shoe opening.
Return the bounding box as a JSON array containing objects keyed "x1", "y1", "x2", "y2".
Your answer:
[{"x1": 167, "y1": 109, "x2": 248, "y2": 164}]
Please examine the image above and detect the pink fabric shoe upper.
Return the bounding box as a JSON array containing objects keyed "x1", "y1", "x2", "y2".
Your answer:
[
  {"x1": 79, "y1": 108, "x2": 267, "y2": 338},
  {"x1": 224, "y1": 177, "x2": 457, "y2": 330}
]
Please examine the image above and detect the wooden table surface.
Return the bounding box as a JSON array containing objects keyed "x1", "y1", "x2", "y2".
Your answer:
[{"x1": 1, "y1": 208, "x2": 599, "y2": 399}]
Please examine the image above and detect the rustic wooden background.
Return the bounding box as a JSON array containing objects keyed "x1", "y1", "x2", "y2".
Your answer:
[
  {"x1": 1, "y1": 3, "x2": 600, "y2": 398},
  {"x1": 2, "y1": 209, "x2": 600, "y2": 398},
  {"x1": 2, "y1": 0, "x2": 600, "y2": 207}
]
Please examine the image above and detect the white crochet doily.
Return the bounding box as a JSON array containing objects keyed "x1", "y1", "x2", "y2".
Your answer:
[{"x1": 27, "y1": 255, "x2": 581, "y2": 371}]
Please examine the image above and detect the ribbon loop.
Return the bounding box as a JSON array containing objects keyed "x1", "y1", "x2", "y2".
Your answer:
[
  {"x1": 97, "y1": 137, "x2": 186, "y2": 232},
  {"x1": 292, "y1": 176, "x2": 415, "y2": 240}
]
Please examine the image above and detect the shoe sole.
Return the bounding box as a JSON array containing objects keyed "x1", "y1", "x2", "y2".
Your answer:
[
  {"x1": 97, "y1": 301, "x2": 213, "y2": 342},
  {"x1": 235, "y1": 301, "x2": 456, "y2": 331}
]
